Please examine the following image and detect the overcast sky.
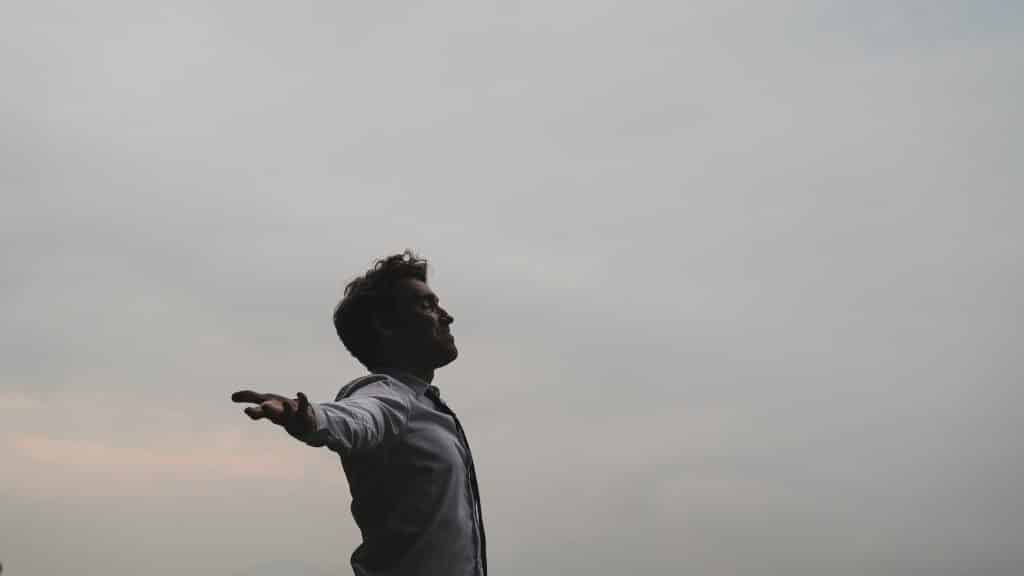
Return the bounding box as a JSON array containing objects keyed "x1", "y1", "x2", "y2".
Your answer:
[{"x1": 1, "y1": 1, "x2": 1021, "y2": 575}]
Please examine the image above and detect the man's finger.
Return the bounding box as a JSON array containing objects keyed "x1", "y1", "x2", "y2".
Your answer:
[
  {"x1": 232, "y1": 390, "x2": 267, "y2": 404},
  {"x1": 259, "y1": 399, "x2": 287, "y2": 422},
  {"x1": 244, "y1": 405, "x2": 266, "y2": 420}
]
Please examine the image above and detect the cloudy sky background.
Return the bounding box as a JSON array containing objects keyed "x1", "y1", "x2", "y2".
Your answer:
[{"x1": 2, "y1": 1, "x2": 1021, "y2": 574}]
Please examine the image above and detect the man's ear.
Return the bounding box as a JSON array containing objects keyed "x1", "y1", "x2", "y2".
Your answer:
[{"x1": 371, "y1": 311, "x2": 394, "y2": 340}]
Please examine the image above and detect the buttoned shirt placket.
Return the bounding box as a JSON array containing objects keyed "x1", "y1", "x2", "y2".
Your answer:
[{"x1": 425, "y1": 385, "x2": 488, "y2": 576}]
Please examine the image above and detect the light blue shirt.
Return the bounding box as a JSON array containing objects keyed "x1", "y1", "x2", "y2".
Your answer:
[{"x1": 298, "y1": 369, "x2": 486, "y2": 576}]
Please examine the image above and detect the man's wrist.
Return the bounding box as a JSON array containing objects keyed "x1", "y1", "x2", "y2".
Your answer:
[{"x1": 286, "y1": 402, "x2": 324, "y2": 446}]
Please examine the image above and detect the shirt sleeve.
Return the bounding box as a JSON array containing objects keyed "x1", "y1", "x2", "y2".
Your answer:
[{"x1": 294, "y1": 380, "x2": 412, "y2": 455}]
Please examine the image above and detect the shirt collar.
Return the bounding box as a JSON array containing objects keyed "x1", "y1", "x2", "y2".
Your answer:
[{"x1": 375, "y1": 367, "x2": 432, "y2": 396}]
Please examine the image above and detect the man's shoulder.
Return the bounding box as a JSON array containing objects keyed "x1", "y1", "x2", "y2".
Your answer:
[{"x1": 333, "y1": 373, "x2": 418, "y2": 402}]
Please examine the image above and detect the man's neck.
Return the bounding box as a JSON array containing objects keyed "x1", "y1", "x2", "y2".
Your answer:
[
  {"x1": 407, "y1": 367, "x2": 435, "y2": 384},
  {"x1": 376, "y1": 365, "x2": 435, "y2": 384}
]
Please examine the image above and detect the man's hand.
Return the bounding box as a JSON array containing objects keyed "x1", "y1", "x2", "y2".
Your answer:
[{"x1": 231, "y1": 390, "x2": 316, "y2": 438}]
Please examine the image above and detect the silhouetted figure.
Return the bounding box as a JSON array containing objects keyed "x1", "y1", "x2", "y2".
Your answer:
[{"x1": 232, "y1": 251, "x2": 486, "y2": 575}]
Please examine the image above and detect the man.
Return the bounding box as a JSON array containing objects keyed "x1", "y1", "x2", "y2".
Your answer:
[{"x1": 231, "y1": 251, "x2": 486, "y2": 575}]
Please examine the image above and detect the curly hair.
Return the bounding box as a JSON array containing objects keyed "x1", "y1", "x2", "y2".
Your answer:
[{"x1": 333, "y1": 250, "x2": 429, "y2": 369}]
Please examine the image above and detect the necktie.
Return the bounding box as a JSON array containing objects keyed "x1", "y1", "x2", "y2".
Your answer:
[{"x1": 425, "y1": 385, "x2": 487, "y2": 575}]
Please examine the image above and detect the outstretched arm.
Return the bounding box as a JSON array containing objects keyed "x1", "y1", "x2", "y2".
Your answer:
[{"x1": 231, "y1": 382, "x2": 411, "y2": 454}]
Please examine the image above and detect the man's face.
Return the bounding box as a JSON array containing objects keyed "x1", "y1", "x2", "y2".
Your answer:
[{"x1": 388, "y1": 277, "x2": 458, "y2": 369}]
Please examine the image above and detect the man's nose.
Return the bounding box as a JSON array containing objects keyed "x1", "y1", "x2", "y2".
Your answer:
[{"x1": 440, "y1": 307, "x2": 454, "y2": 325}]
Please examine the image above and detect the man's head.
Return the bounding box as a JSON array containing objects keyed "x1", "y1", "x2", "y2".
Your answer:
[{"x1": 333, "y1": 251, "x2": 457, "y2": 372}]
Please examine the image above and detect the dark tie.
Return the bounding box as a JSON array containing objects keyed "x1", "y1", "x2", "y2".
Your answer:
[{"x1": 425, "y1": 385, "x2": 487, "y2": 575}]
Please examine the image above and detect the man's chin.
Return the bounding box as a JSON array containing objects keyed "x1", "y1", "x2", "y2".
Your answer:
[{"x1": 436, "y1": 346, "x2": 458, "y2": 368}]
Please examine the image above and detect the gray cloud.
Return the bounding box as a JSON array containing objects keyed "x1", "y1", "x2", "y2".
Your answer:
[{"x1": 2, "y1": 1, "x2": 1021, "y2": 575}]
